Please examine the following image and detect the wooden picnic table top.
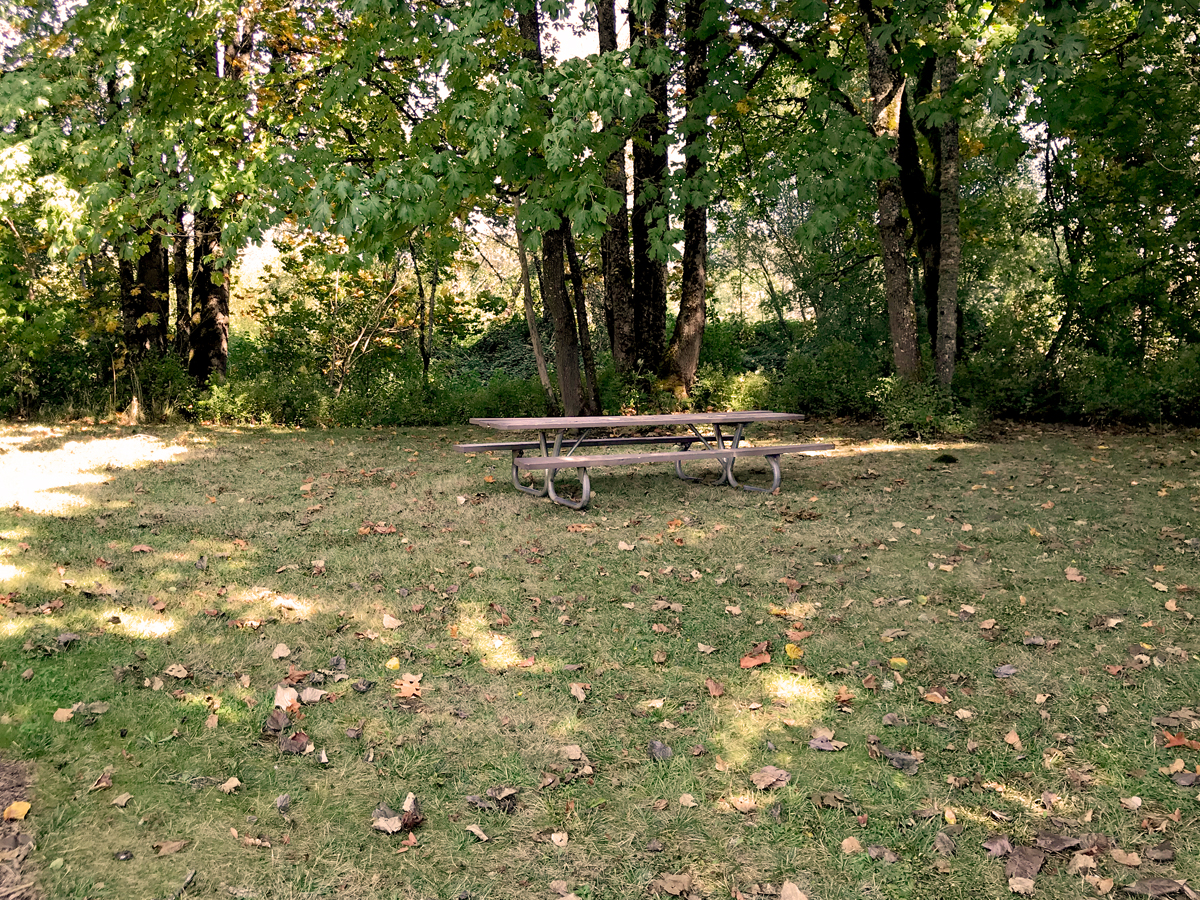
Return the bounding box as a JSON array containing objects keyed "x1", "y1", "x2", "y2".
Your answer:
[{"x1": 468, "y1": 411, "x2": 805, "y2": 431}]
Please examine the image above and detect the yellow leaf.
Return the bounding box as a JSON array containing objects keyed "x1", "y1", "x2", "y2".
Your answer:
[
  {"x1": 3, "y1": 801, "x2": 30, "y2": 820},
  {"x1": 385, "y1": 657, "x2": 400, "y2": 670},
  {"x1": 785, "y1": 643, "x2": 804, "y2": 660}
]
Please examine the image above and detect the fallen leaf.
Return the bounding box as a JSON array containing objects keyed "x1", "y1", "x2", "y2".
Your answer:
[
  {"x1": 1004, "y1": 730, "x2": 1024, "y2": 751},
  {"x1": 650, "y1": 874, "x2": 692, "y2": 896},
  {"x1": 705, "y1": 678, "x2": 725, "y2": 698},
  {"x1": 299, "y1": 687, "x2": 328, "y2": 705},
  {"x1": 219, "y1": 777, "x2": 241, "y2": 794},
  {"x1": 1119, "y1": 797, "x2": 1143, "y2": 812},
  {"x1": 3, "y1": 801, "x2": 30, "y2": 820},
  {"x1": 697, "y1": 643, "x2": 716, "y2": 654},
  {"x1": 154, "y1": 840, "x2": 188, "y2": 856},
  {"x1": 1122, "y1": 879, "x2": 1188, "y2": 897},
  {"x1": 382, "y1": 614, "x2": 402, "y2": 629},
  {"x1": 465, "y1": 824, "x2": 488, "y2": 842},
  {"x1": 618, "y1": 541, "x2": 635, "y2": 551},
  {"x1": 725, "y1": 605, "x2": 742, "y2": 615},
  {"x1": 841, "y1": 836, "x2": 864, "y2": 854},
  {"x1": 934, "y1": 831, "x2": 957, "y2": 857},
  {"x1": 551, "y1": 831, "x2": 568, "y2": 847},
  {"x1": 570, "y1": 683, "x2": 589, "y2": 702},
  {"x1": 1008, "y1": 877, "x2": 1036, "y2": 895},
  {"x1": 868, "y1": 845, "x2": 900, "y2": 864},
  {"x1": 1084, "y1": 875, "x2": 1114, "y2": 894},
  {"x1": 271, "y1": 643, "x2": 290, "y2": 659},
  {"x1": 1110, "y1": 848, "x2": 1141, "y2": 866},
  {"x1": 750, "y1": 765, "x2": 791, "y2": 789},
  {"x1": 279, "y1": 730, "x2": 310, "y2": 754},
  {"x1": 1066, "y1": 567, "x2": 1087, "y2": 582},
  {"x1": 984, "y1": 834, "x2": 1015, "y2": 857},
  {"x1": 53, "y1": 708, "x2": 73, "y2": 723},
  {"x1": 679, "y1": 793, "x2": 698, "y2": 808},
  {"x1": 89, "y1": 770, "x2": 112, "y2": 792},
  {"x1": 274, "y1": 685, "x2": 299, "y2": 710},
  {"x1": 649, "y1": 740, "x2": 673, "y2": 761},
  {"x1": 779, "y1": 881, "x2": 808, "y2": 900},
  {"x1": 994, "y1": 664, "x2": 1018, "y2": 679}
]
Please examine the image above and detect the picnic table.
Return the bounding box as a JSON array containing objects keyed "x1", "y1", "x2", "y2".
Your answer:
[{"x1": 454, "y1": 412, "x2": 833, "y2": 510}]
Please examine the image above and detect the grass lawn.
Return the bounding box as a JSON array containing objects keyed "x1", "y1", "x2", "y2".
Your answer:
[{"x1": 0, "y1": 419, "x2": 1198, "y2": 900}]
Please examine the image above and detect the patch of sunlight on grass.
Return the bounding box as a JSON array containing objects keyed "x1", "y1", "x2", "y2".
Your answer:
[
  {"x1": 0, "y1": 530, "x2": 29, "y2": 541},
  {"x1": 766, "y1": 672, "x2": 827, "y2": 714},
  {"x1": 0, "y1": 433, "x2": 189, "y2": 514},
  {"x1": 0, "y1": 563, "x2": 24, "y2": 582},
  {"x1": 272, "y1": 595, "x2": 313, "y2": 619},
  {"x1": 102, "y1": 609, "x2": 177, "y2": 639},
  {"x1": 2, "y1": 619, "x2": 33, "y2": 637},
  {"x1": 455, "y1": 608, "x2": 529, "y2": 669}
]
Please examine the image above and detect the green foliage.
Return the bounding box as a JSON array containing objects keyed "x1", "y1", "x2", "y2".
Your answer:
[
  {"x1": 870, "y1": 376, "x2": 979, "y2": 441},
  {"x1": 771, "y1": 340, "x2": 889, "y2": 419},
  {"x1": 690, "y1": 365, "x2": 772, "y2": 412}
]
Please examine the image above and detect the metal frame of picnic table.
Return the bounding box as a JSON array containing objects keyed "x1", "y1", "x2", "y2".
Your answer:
[{"x1": 468, "y1": 412, "x2": 807, "y2": 508}]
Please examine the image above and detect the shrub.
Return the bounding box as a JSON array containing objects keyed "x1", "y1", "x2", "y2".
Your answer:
[
  {"x1": 771, "y1": 340, "x2": 887, "y2": 418},
  {"x1": 870, "y1": 376, "x2": 979, "y2": 441},
  {"x1": 691, "y1": 365, "x2": 772, "y2": 411}
]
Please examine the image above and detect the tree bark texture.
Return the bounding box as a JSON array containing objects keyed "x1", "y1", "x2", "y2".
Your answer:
[
  {"x1": 514, "y1": 198, "x2": 559, "y2": 416},
  {"x1": 859, "y1": 0, "x2": 919, "y2": 379},
  {"x1": 598, "y1": 0, "x2": 637, "y2": 374},
  {"x1": 119, "y1": 229, "x2": 170, "y2": 360},
  {"x1": 630, "y1": 0, "x2": 669, "y2": 373},
  {"x1": 664, "y1": 0, "x2": 711, "y2": 392},
  {"x1": 564, "y1": 226, "x2": 601, "y2": 414},
  {"x1": 173, "y1": 207, "x2": 191, "y2": 361},
  {"x1": 935, "y1": 49, "x2": 960, "y2": 385},
  {"x1": 188, "y1": 209, "x2": 230, "y2": 387},
  {"x1": 542, "y1": 222, "x2": 586, "y2": 416}
]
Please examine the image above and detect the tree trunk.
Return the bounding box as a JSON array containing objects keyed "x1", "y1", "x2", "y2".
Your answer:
[
  {"x1": 935, "y1": 49, "x2": 960, "y2": 386},
  {"x1": 598, "y1": 0, "x2": 637, "y2": 374},
  {"x1": 188, "y1": 209, "x2": 230, "y2": 387},
  {"x1": 408, "y1": 241, "x2": 434, "y2": 385},
  {"x1": 542, "y1": 222, "x2": 586, "y2": 416},
  {"x1": 173, "y1": 207, "x2": 191, "y2": 361},
  {"x1": 564, "y1": 226, "x2": 601, "y2": 414},
  {"x1": 664, "y1": 0, "x2": 710, "y2": 393},
  {"x1": 137, "y1": 230, "x2": 170, "y2": 353},
  {"x1": 860, "y1": 0, "x2": 919, "y2": 379},
  {"x1": 630, "y1": 0, "x2": 669, "y2": 373},
  {"x1": 514, "y1": 198, "x2": 559, "y2": 416}
]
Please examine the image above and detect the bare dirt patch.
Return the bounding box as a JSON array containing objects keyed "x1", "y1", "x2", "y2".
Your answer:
[{"x1": 0, "y1": 758, "x2": 37, "y2": 900}]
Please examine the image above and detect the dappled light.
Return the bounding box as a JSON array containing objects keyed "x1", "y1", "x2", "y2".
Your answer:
[
  {"x1": 100, "y1": 608, "x2": 177, "y2": 639},
  {"x1": 0, "y1": 429, "x2": 190, "y2": 515},
  {"x1": 0, "y1": 563, "x2": 23, "y2": 582}
]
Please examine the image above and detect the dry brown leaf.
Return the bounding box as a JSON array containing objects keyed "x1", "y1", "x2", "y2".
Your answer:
[
  {"x1": 111, "y1": 793, "x2": 132, "y2": 807},
  {"x1": 679, "y1": 794, "x2": 698, "y2": 808},
  {"x1": 1083, "y1": 875, "x2": 1114, "y2": 895},
  {"x1": 841, "y1": 836, "x2": 864, "y2": 854},
  {"x1": 750, "y1": 766, "x2": 791, "y2": 789},
  {"x1": 53, "y1": 707, "x2": 73, "y2": 723},
  {"x1": 465, "y1": 824, "x2": 488, "y2": 842},
  {"x1": 1110, "y1": 848, "x2": 1141, "y2": 866},
  {"x1": 164, "y1": 663, "x2": 190, "y2": 678},
  {"x1": 1008, "y1": 877, "x2": 1036, "y2": 895},
  {"x1": 778, "y1": 882, "x2": 808, "y2": 900},
  {"x1": 271, "y1": 643, "x2": 290, "y2": 659},
  {"x1": 1004, "y1": 730, "x2": 1024, "y2": 751},
  {"x1": 382, "y1": 614, "x2": 402, "y2": 630},
  {"x1": 219, "y1": 777, "x2": 241, "y2": 794},
  {"x1": 154, "y1": 840, "x2": 188, "y2": 856},
  {"x1": 705, "y1": 677, "x2": 725, "y2": 698},
  {"x1": 569, "y1": 683, "x2": 589, "y2": 702}
]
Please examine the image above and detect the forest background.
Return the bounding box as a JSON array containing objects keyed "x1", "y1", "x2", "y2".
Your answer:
[{"x1": 0, "y1": 0, "x2": 1198, "y2": 437}]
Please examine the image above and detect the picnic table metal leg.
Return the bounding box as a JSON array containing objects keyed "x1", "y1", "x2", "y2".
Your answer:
[
  {"x1": 674, "y1": 422, "x2": 747, "y2": 485},
  {"x1": 725, "y1": 453, "x2": 783, "y2": 493},
  {"x1": 546, "y1": 466, "x2": 591, "y2": 509},
  {"x1": 510, "y1": 430, "x2": 563, "y2": 498}
]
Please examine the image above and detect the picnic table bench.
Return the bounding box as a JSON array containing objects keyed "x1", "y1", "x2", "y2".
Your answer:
[{"x1": 455, "y1": 412, "x2": 833, "y2": 510}]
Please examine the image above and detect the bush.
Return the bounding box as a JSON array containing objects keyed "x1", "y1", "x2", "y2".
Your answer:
[
  {"x1": 771, "y1": 340, "x2": 887, "y2": 418},
  {"x1": 870, "y1": 376, "x2": 979, "y2": 441},
  {"x1": 691, "y1": 365, "x2": 773, "y2": 411}
]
